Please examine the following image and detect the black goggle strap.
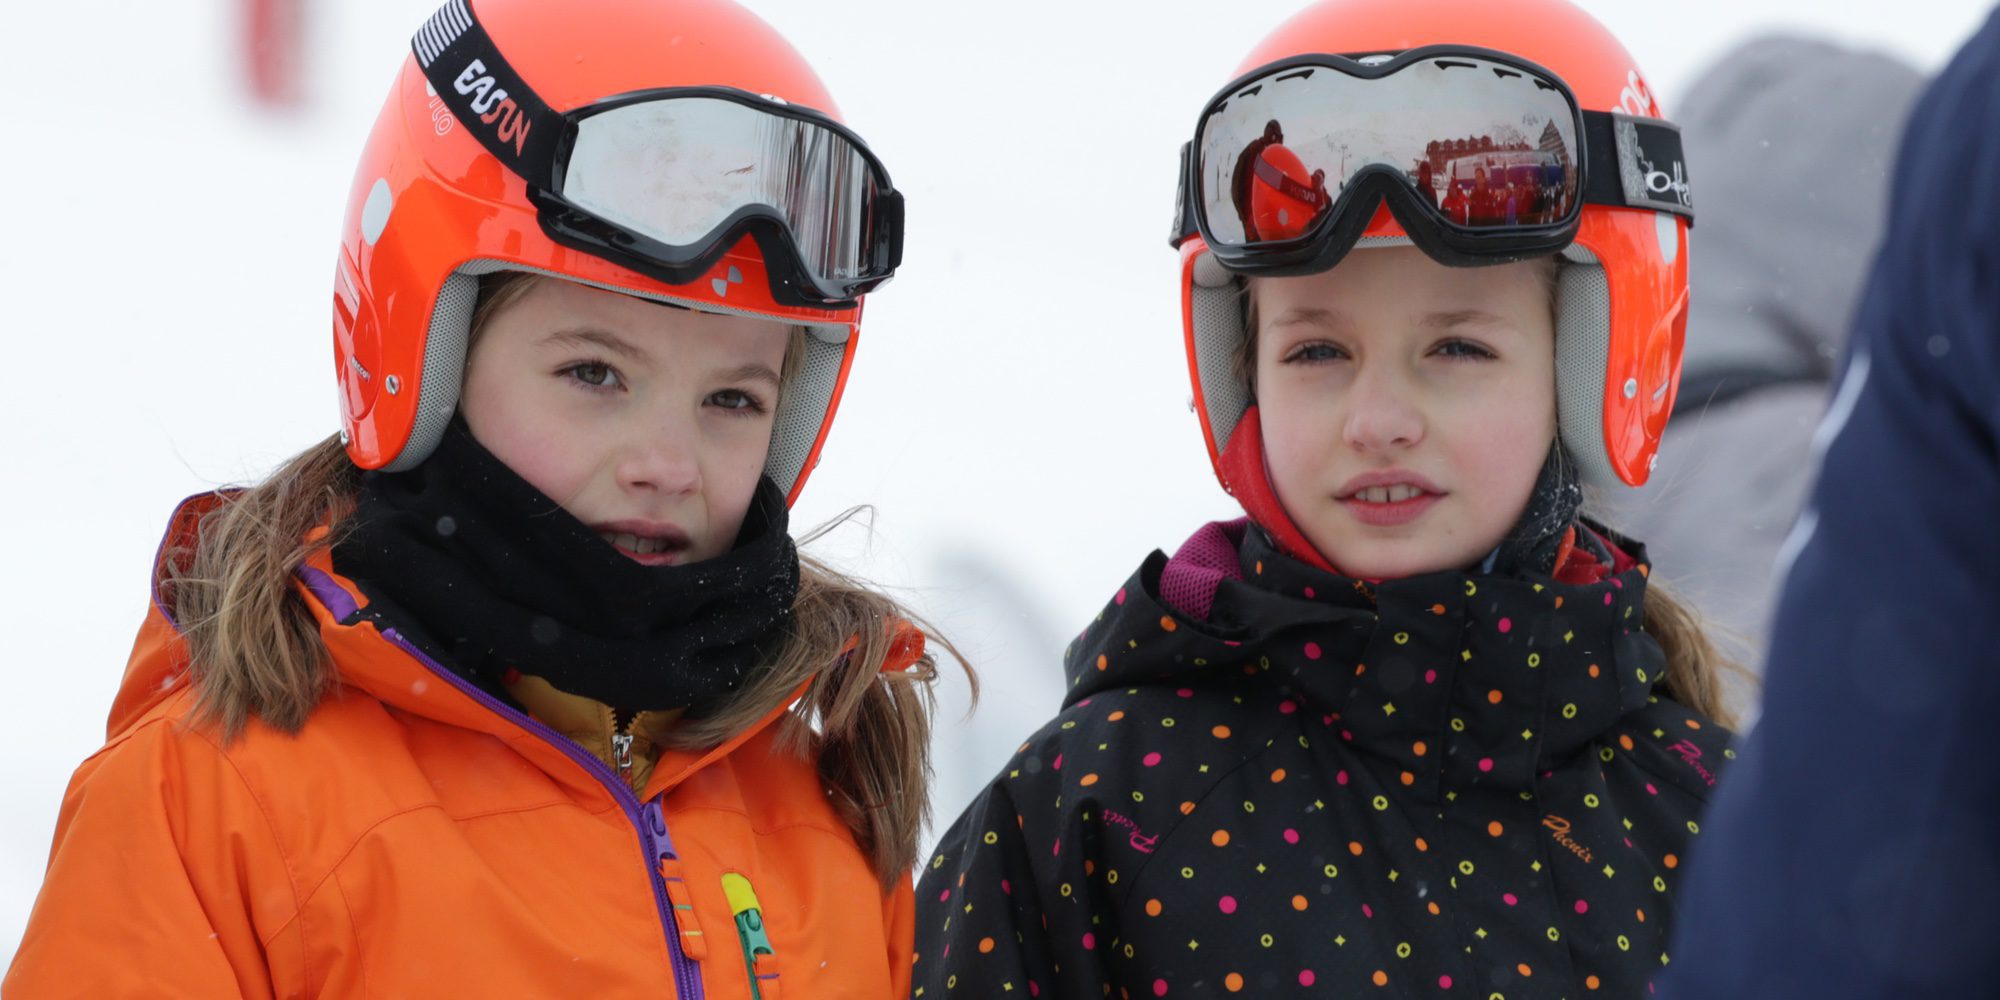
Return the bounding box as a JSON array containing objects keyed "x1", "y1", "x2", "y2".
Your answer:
[
  {"x1": 412, "y1": 0, "x2": 563, "y2": 192},
  {"x1": 1170, "y1": 111, "x2": 1695, "y2": 250},
  {"x1": 1581, "y1": 111, "x2": 1693, "y2": 223}
]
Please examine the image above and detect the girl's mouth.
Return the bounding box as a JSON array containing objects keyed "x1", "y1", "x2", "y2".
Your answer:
[
  {"x1": 594, "y1": 525, "x2": 692, "y2": 565},
  {"x1": 1340, "y1": 487, "x2": 1442, "y2": 527}
]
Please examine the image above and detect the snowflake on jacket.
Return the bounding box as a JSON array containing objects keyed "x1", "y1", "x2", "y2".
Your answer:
[{"x1": 916, "y1": 520, "x2": 1731, "y2": 998}]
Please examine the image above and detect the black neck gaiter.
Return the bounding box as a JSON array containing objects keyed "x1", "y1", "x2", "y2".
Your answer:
[
  {"x1": 1487, "y1": 440, "x2": 1585, "y2": 576},
  {"x1": 332, "y1": 421, "x2": 800, "y2": 715}
]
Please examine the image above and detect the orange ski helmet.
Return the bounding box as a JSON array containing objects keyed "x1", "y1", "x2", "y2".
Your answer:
[
  {"x1": 1178, "y1": 0, "x2": 1691, "y2": 491},
  {"x1": 334, "y1": 0, "x2": 898, "y2": 504},
  {"x1": 1249, "y1": 143, "x2": 1331, "y2": 243}
]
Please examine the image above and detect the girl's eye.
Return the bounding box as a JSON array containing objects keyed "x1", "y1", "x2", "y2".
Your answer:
[
  {"x1": 1433, "y1": 339, "x2": 1497, "y2": 360},
  {"x1": 561, "y1": 361, "x2": 623, "y2": 390},
  {"x1": 708, "y1": 388, "x2": 768, "y2": 414},
  {"x1": 1283, "y1": 342, "x2": 1348, "y2": 364}
]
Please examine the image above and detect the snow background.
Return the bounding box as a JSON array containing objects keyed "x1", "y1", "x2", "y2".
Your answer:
[{"x1": 1, "y1": 0, "x2": 1991, "y2": 965}]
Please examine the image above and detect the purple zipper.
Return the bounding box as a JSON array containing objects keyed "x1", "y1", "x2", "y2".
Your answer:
[{"x1": 374, "y1": 624, "x2": 707, "y2": 1000}]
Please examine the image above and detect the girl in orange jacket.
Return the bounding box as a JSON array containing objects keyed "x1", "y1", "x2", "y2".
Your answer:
[{"x1": 6, "y1": 1, "x2": 955, "y2": 997}]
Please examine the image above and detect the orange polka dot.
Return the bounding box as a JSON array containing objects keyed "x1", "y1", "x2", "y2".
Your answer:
[
  {"x1": 1587, "y1": 975, "x2": 1602, "y2": 990},
  {"x1": 1664, "y1": 853, "x2": 1680, "y2": 869},
  {"x1": 1373, "y1": 970, "x2": 1389, "y2": 987},
  {"x1": 1686, "y1": 718, "x2": 1703, "y2": 730},
  {"x1": 1555, "y1": 596, "x2": 1566, "y2": 609},
  {"x1": 1636, "y1": 909, "x2": 1647, "y2": 923},
  {"x1": 1518, "y1": 964, "x2": 1533, "y2": 977},
  {"x1": 1355, "y1": 663, "x2": 1368, "y2": 676},
  {"x1": 1488, "y1": 821, "x2": 1505, "y2": 837},
  {"x1": 1146, "y1": 899, "x2": 1163, "y2": 916},
  {"x1": 1415, "y1": 837, "x2": 1429, "y2": 852},
  {"x1": 1211, "y1": 829, "x2": 1231, "y2": 847},
  {"x1": 1488, "y1": 690, "x2": 1505, "y2": 705},
  {"x1": 1095, "y1": 654, "x2": 1108, "y2": 671},
  {"x1": 1255, "y1": 561, "x2": 1264, "y2": 575},
  {"x1": 1080, "y1": 773, "x2": 1099, "y2": 787},
  {"x1": 1589, "y1": 663, "x2": 1601, "y2": 678},
  {"x1": 1225, "y1": 973, "x2": 1245, "y2": 992},
  {"x1": 1427, "y1": 902, "x2": 1441, "y2": 915},
  {"x1": 1412, "y1": 741, "x2": 1428, "y2": 757},
  {"x1": 1084, "y1": 860, "x2": 1096, "y2": 875},
  {"x1": 979, "y1": 937, "x2": 996, "y2": 954},
  {"x1": 1159, "y1": 616, "x2": 1179, "y2": 632},
  {"x1": 1108, "y1": 711, "x2": 1126, "y2": 722},
  {"x1": 1349, "y1": 841, "x2": 1365, "y2": 856},
  {"x1": 1291, "y1": 895, "x2": 1309, "y2": 911},
  {"x1": 1180, "y1": 801, "x2": 1197, "y2": 815},
  {"x1": 1431, "y1": 604, "x2": 1447, "y2": 615},
  {"x1": 1212, "y1": 725, "x2": 1233, "y2": 739},
  {"x1": 1619, "y1": 735, "x2": 1635, "y2": 751},
  {"x1": 1400, "y1": 771, "x2": 1416, "y2": 786},
  {"x1": 1271, "y1": 768, "x2": 1288, "y2": 783}
]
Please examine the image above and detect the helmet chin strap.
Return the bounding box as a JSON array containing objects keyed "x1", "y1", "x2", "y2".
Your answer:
[{"x1": 1219, "y1": 407, "x2": 1582, "y2": 579}]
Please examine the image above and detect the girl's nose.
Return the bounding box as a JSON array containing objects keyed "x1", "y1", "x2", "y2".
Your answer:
[
  {"x1": 616, "y1": 411, "x2": 702, "y2": 498},
  {"x1": 1340, "y1": 363, "x2": 1425, "y2": 454}
]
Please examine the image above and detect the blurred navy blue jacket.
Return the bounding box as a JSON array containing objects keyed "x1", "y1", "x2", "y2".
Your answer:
[{"x1": 1657, "y1": 9, "x2": 2000, "y2": 998}]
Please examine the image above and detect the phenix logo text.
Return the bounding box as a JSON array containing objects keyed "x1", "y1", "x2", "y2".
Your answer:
[{"x1": 452, "y1": 59, "x2": 531, "y2": 156}]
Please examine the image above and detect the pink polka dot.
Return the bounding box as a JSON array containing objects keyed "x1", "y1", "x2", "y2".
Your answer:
[
  {"x1": 1030, "y1": 983, "x2": 1040, "y2": 997},
  {"x1": 938, "y1": 889, "x2": 951, "y2": 902},
  {"x1": 1503, "y1": 893, "x2": 1519, "y2": 906},
  {"x1": 1646, "y1": 783, "x2": 1660, "y2": 796},
  {"x1": 1154, "y1": 981, "x2": 1169, "y2": 997},
  {"x1": 1362, "y1": 903, "x2": 1374, "y2": 918},
  {"x1": 1498, "y1": 618, "x2": 1513, "y2": 633},
  {"x1": 1478, "y1": 758, "x2": 1494, "y2": 773},
  {"x1": 1425, "y1": 669, "x2": 1438, "y2": 684},
  {"x1": 1143, "y1": 752, "x2": 1163, "y2": 767},
  {"x1": 1115, "y1": 588, "x2": 1128, "y2": 605},
  {"x1": 1279, "y1": 700, "x2": 1299, "y2": 715},
  {"x1": 1440, "y1": 975, "x2": 1454, "y2": 989},
  {"x1": 1304, "y1": 642, "x2": 1323, "y2": 660},
  {"x1": 1082, "y1": 932, "x2": 1096, "y2": 949},
  {"x1": 1178, "y1": 688, "x2": 1195, "y2": 698},
  {"x1": 1001, "y1": 880, "x2": 1012, "y2": 895},
  {"x1": 1053, "y1": 754, "x2": 1063, "y2": 771},
  {"x1": 1605, "y1": 592, "x2": 1615, "y2": 605},
  {"x1": 1052, "y1": 839, "x2": 1061, "y2": 857},
  {"x1": 1337, "y1": 770, "x2": 1350, "y2": 786},
  {"x1": 1284, "y1": 829, "x2": 1301, "y2": 845},
  {"x1": 1305, "y1": 587, "x2": 1316, "y2": 598},
  {"x1": 1219, "y1": 896, "x2": 1238, "y2": 914},
  {"x1": 1575, "y1": 900, "x2": 1590, "y2": 914},
  {"x1": 1299, "y1": 970, "x2": 1316, "y2": 986}
]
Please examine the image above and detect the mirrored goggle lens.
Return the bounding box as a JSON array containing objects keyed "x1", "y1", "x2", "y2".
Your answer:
[
  {"x1": 562, "y1": 97, "x2": 884, "y2": 282},
  {"x1": 1196, "y1": 55, "x2": 1582, "y2": 247}
]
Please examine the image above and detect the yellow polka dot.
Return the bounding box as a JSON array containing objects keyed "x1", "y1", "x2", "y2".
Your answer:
[
  {"x1": 1160, "y1": 616, "x2": 1179, "y2": 632},
  {"x1": 1080, "y1": 774, "x2": 1099, "y2": 787},
  {"x1": 1213, "y1": 725, "x2": 1233, "y2": 739},
  {"x1": 979, "y1": 937, "x2": 995, "y2": 954},
  {"x1": 1291, "y1": 895, "x2": 1308, "y2": 911},
  {"x1": 1211, "y1": 829, "x2": 1231, "y2": 847},
  {"x1": 1146, "y1": 899, "x2": 1163, "y2": 916},
  {"x1": 1225, "y1": 973, "x2": 1244, "y2": 992}
]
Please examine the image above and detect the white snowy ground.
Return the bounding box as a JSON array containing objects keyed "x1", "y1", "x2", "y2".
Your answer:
[{"x1": 1, "y1": 0, "x2": 1991, "y2": 969}]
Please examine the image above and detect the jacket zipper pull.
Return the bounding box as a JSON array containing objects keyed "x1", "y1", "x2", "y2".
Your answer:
[
  {"x1": 611, "y1": 732, "x2": 634, "y2": 776},
  {"x1": 722, "y1": 872, "x2": 778, "y2": 999}
]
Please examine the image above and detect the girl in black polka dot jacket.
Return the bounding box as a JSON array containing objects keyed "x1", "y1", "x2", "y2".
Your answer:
[{"x1": 914, "y1": 1, "x2": 1738, "y2": 997}]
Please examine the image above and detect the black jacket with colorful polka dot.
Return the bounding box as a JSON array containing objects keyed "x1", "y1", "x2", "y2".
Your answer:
[{"x1": 915, "y1": 520, "x2": 1732, "y2": 999}]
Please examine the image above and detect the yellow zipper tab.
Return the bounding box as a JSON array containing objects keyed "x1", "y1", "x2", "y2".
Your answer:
[{"x1": 721, "y1": 873, "x2": 777, "y2": 999}]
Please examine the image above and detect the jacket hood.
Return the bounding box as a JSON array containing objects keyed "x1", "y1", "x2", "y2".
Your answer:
[{"x1": 1676, "y1": 34, "x2": 1923, "y2": 390}]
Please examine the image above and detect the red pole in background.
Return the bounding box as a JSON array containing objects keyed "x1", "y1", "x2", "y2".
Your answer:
[{"x1": 244, "y1": 0, "x2": 305, "y2": 108}]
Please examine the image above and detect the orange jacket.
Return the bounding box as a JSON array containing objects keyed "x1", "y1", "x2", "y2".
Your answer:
[{"x1": 5, "y1": 496, "x2": 917, "y2": 999}]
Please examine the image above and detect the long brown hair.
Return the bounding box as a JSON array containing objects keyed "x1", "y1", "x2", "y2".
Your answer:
[
  {"x1": 165, "y1": 273, "x2": 968, "y2": 884},
  {"x1": 1238, "y1": 262, "x2": 1746, "y2": 729}
]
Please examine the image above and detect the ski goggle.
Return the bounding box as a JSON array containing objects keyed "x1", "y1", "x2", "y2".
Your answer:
[
  {"x1": 412, "y1": 0, "x2": 901, "y2": 308},
  {"x1": 1170, "y1": 46, "x2": 1694, "y2": 274}
]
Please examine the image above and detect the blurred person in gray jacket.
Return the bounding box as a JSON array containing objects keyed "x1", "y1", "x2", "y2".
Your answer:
[{"x1": 1593, "y1": 35, "x2": 1924, "y2": 689}]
